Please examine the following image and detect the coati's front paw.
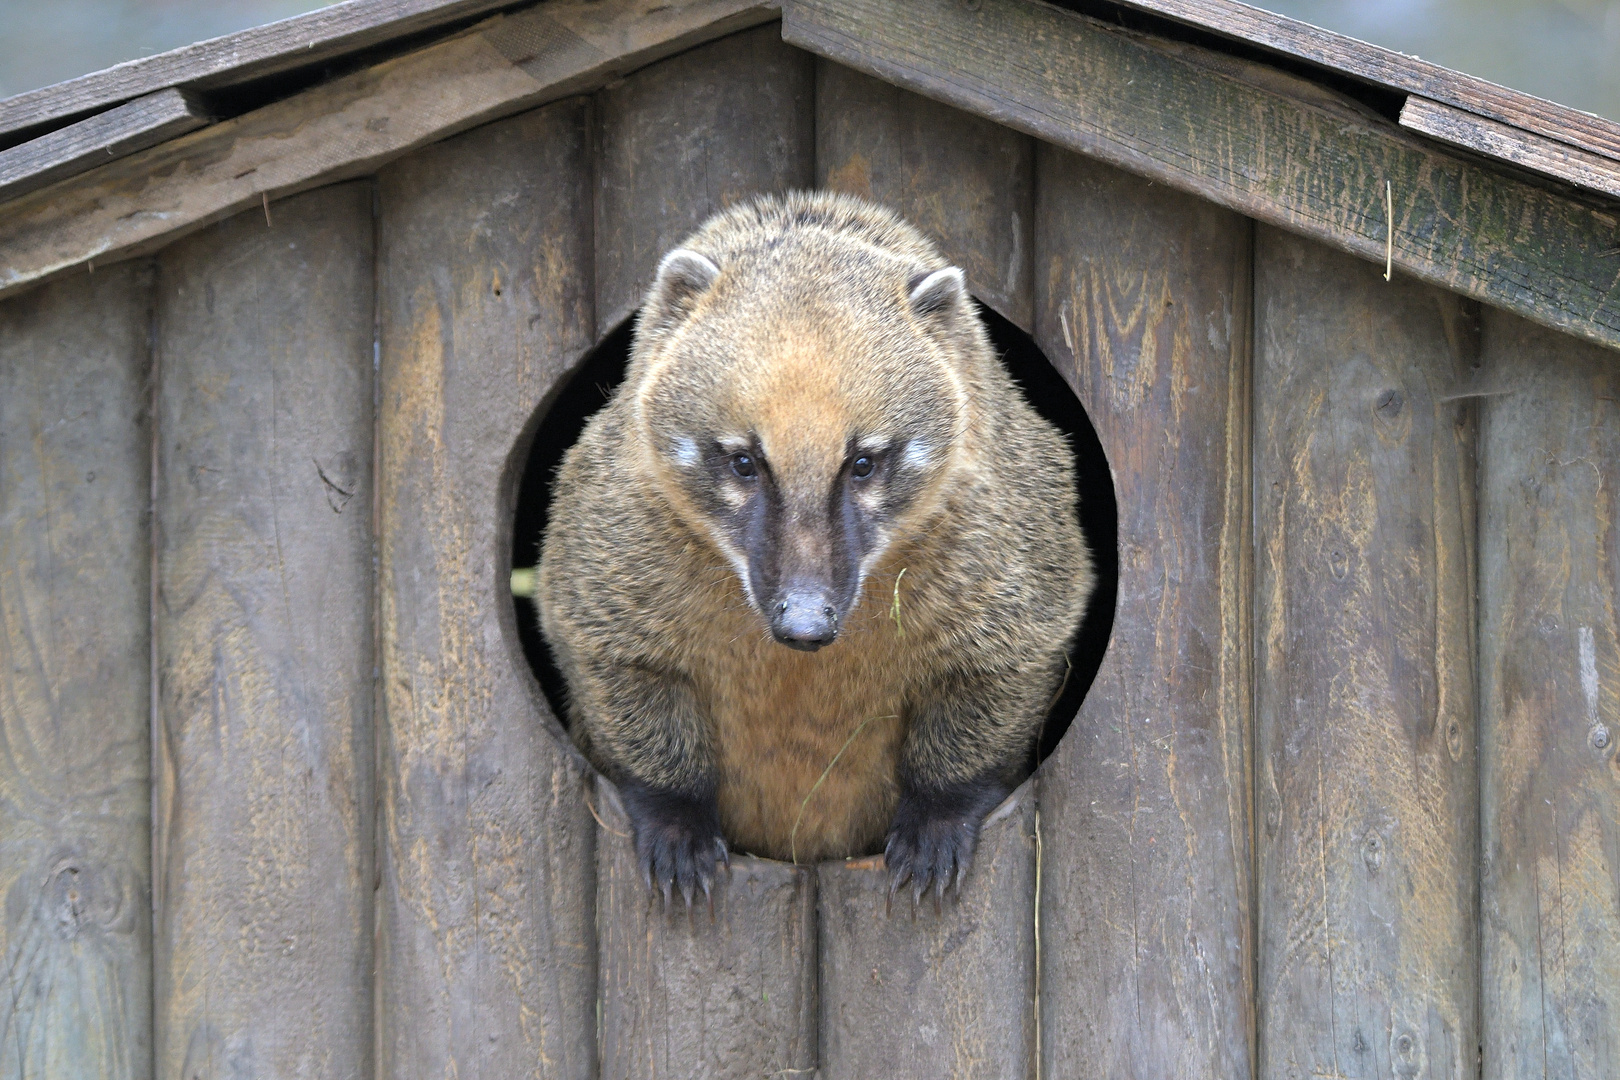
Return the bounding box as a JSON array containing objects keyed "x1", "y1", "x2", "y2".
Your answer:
[
  {"x1": 619, "y1": 783, "x2": 729, "y2": 907},
  {"x1": 883, "y1": 780, "x2": 1009, "y2": 908}
]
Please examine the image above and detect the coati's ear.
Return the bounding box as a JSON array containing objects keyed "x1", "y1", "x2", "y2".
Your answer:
[
  {"x1": 644, "y1": 248, "x2": 721, "y2": 332},
  {"x1": 907, "y1": 266, "x2": 968, "y2": 322}
]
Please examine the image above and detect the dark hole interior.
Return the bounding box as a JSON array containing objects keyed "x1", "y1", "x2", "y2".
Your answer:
[{"x1": 511, "y1": 302, "x2": 1118, "y2": 770}]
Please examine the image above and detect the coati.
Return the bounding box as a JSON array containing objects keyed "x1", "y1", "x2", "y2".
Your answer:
[{"x1": 538, "y1": 191, "x2": 1092, "y2": 904}]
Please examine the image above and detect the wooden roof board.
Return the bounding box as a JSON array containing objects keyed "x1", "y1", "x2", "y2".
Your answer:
[
  {"x1": 781, "y1": 0, "x2": 1620, "y2": 353},
  {"x1": 0, "y1": 89, "x2": 210, "y2": 203},
  {"x1": 4, "y1": 0, "x2": 1620, "y2": 354},
  {"x1": 1401, "y1": 96, "x2": 1620, "y2": 204},
  {"x1": 0, "y1": 0, "x2": 780, "y2": 302},
  {"x1": 0, "y1": 0, "x2": 530, "y2": 142},
  {"x1": 3, "y1": 0, "x2": 1620, "y2": 210},
  {"x1": 1107, "y1": 0, "x2": 1620, "y2": 164}
]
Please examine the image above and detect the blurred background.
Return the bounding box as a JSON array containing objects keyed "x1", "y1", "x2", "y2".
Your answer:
[{"x1": 1, "y1": 0, "x2": 1619, "y2": 121}]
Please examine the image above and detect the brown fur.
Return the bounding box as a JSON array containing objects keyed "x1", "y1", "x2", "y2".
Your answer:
[{"x1": 539, "y1": 192, "x2": 1092, "y2": 870}]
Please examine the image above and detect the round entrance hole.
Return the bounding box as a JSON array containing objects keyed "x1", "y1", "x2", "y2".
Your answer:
[{"x1": 511, "y1": 302, "x2": 1117, "y2": 771}]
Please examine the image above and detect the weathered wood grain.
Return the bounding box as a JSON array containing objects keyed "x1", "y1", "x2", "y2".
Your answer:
[
  {"x1": 0, "y1": 0, "x2": 781, "y2": 303},
  {"x1": 589, "y1": 29, "x2": 817, "y2": 1071},
  {"x1": 0, "y1": 89, "x2": 208, "y2": 203},
  {"x1": 595, "y1": 780, "x2": 817, "y2": 1080},
  {"x1": 0, "y1": 0, "x2": 529, "y2": 140},
  {"x1": 1032, "y1": 145, "x2": 1254, "y2": 1079},
  {"x1": 1401, "y1": 95, "x2": 1620, "y2": 203},
  {"x1": 593, "y1": 22, "x2": 814, "y2": 329},
  {"x1": 783, "y1": 0, "x2": 1620, "y2": 353},
  {"x1": 1254, "y1": 226, "x2": 1478, "y2": 1080},
  {"x1": 1477, "y1": 309, "x2": 1620, "y2": 1079},
  {"x1": 376, "y1": 101, "x2": 598, "y2": 1080},
  {"x1": 1110, "y1": 0, "x2": 1620, "y2": 166},
  {"x1": 810, "y1": 67, "x2": 1043, "y2": 1080},
  {"x1": 814, "y1": 60, "x2": 1035, "y2": 329},
  {"x1": 150, "y1": 183, "x2": 374, "y2": 1080},
  {"x1": 0, "y1": 264, "x2": 151, "y2": 1080},
  {"x1": 816, "y1": 786, "x2": 1035, "y2": 1080}
]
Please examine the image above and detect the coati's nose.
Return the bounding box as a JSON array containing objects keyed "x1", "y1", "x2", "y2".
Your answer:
[{"x1": 771, "y1": 590, "x2": 839, "y2": 652}]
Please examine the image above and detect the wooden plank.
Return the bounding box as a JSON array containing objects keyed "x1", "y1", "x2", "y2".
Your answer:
[
  {"x1": 816, "y1": 786, "x2": 1035, "y2": 1080},
  {"x1": 0, "y1": 0, "x2": 527, "y2": 141},
  {"x1": 0, "y1": 264, "x2": 151, "y2": 1080},
  {"x1": 0, "y1": 89, "x2": 208, "y2": 203},
  {"x1": 1108, "y1": 0, "x2": 1620, "y2": 166},
  {"x1": 782, "y1": 0, "x2": 1620, "y2": 354},
  {"x1": 0, "y1": 0, "x2": 781, "y2": 303},
  {"x1": 594, "y1": 780, "x2": 817, "y2": 1080},
  {"x1": 806, "y1": 61, "x2": 1045, "y2": 1079},
  {"x1": 589, "y1": 29, "x2": 817, "y2": 1074},
  {"x1": 375, "y1": 100, "x2": 597, "y2": 1080},
  {"x1": 1032, "y1": 145, "x2": 1254, "y2": 1079},
  {"x1": 1477, "y1": 309, "x2": 1620, "y2": 1079},
  {"x1": 1253, "y1": 225, "x2": 1477, "y2": 1079},
  {"x1": 814, "y1": 60, "x2": 1035, "y2": 329},
  {"x1": 593, "y1": 22, "x2": 813, "y2": 329},
  {"x1": 1401, "y1": 95, "x2": 1620, "y2": 202},
  {"x1": 150, "y1": 183, "x2": 374, "y2": 1080}
]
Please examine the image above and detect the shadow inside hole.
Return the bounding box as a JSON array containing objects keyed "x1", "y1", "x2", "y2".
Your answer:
[{"x1": 510, "y1": 304, "x2": 1117, "y2": 769}]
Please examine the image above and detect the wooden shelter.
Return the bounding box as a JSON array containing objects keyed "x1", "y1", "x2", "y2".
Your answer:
[{"x1": 3, "y1": 0, "x2": 1620, "y2": 1077}]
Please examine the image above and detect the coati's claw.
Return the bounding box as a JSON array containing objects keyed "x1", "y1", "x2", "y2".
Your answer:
[
  {"x1": 620, "y1": 782, "x2": 726, "y2": 911},
  {"x1": 882, "y1": 780, "x2": 1009, "y2": 913}
]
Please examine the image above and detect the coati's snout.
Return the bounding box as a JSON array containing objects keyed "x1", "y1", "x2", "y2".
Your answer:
[
  {"x1": 726, "y1": 442, "x2": 878, "y2": 652},
  {"x1": 771, "y1": 593, "x2": 836, "y2": 650}
]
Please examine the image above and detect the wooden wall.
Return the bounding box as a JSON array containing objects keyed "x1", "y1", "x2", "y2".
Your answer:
[{"x1": 3, "y1": 23, "x2": 1619, "y2": 1080}]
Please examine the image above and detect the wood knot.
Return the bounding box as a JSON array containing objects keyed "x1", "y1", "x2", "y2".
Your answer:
[
  {"x1": 1391, "y1": 1029, "x2": 1423, "y2": 1076},
  {"x1": 1361, "y1": 831, "x2": 1385, "y2": 873},
  {"x1": 34, "y1": 856, "x2": 128, "y2": 940}
]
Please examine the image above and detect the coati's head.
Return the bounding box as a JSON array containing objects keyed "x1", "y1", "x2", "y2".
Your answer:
[{"x1": 628, "y1": 193, "x2": 989, "y2": 652}]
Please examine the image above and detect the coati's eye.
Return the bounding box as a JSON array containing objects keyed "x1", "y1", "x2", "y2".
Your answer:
[
  {"x1": 730, "y1": 453, "x2": 757, "y2": 478},
  {"x1": 851, "y1": 455, "x2": 875, "y2": 479}
]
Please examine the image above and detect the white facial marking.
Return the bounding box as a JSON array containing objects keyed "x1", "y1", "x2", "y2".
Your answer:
[
  {"x1": 672, "y1": 436, "x2": 701, "y2": 466},
  {"x1": 902, "y1": 441, "x2": 935, "y2": 470},
  {"x1": 711, "y1": 538, "x2": 756, "y2": 608}
]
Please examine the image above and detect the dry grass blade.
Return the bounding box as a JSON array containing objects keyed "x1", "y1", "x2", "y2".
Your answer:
[{"x1": 890, "y1": 567, "x2": 908, "y2": 636}]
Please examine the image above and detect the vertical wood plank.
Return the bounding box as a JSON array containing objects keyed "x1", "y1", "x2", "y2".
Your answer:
[
  {"x1": 151, "y1": 182, "x2": 375, "y2": 1080},
  {"x1": 376, "y1": 101, "x2": 598, "y2": 1080},
  {"x1": 591, "y1": 27, "x2": 820, "y2": 1080},
  {"x1": 0, "y1": 266, "x2": 151, "y2": 1080},
  {"x1": 815, "y1": 60, "x2": 1035, "y2": 330},
  {"x1": 817, "y1": 788, "x2": 1036, "y2": 1080},
  {"x1": 1033, "y1": 146, "x2": 1254, "y2": 1079},
  {"x1": 593, "y1": 23, "x2": 815, "y2": 330},
  {"x1": 1253, "y1": 226, "x2": 1477, "y2": 1080},
  {"x1": 1478, "y1": 309, "x2": 1620, "y2": 1079},
  {"x1": 595, "y1": 780, "x2": 818, "y2": 1080},
  {"x1": 805, "y1": 92, "x2": 1046, "y2": 1080},
  {"x1": 801, "y1": 64, "x2": 1044, "y2": 1080}
]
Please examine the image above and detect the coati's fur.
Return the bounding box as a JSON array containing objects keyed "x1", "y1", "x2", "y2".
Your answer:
[{"x1": 538, "y1": 192, "x2": 1092, "y2": 902}]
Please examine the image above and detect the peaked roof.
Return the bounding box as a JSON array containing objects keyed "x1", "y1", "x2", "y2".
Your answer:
[
  {"x1": 4, "y1": 0, "x2": 1617, "y2": 204},
  {"x1": 1, "y1": 0, "x2": 1618, "y2": 353}
]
